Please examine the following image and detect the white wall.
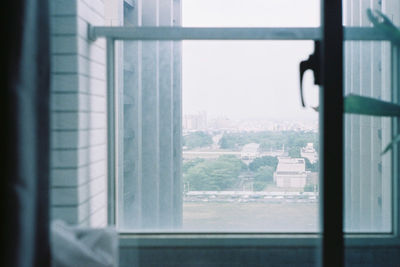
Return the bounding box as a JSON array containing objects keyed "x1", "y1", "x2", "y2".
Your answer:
[{"x1": 50, "y1": 0, "x2": 112, "y2": 227}]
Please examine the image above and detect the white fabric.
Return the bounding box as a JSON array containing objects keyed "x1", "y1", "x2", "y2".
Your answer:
[{"x1": 51, "y1": 220, "x2": 118, "y2": 267}]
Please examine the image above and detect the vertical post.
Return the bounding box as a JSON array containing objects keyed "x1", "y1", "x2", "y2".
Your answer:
[
  {"x1": 158, "y1": 0, "x2": 174, "y2": 228},
  {"x1": 321, "y1": 0, "x2": 344, "y2": 266},
  {"x1": 343, "y1": 0, "x2": 352, "y2": 232},
  {"x1": 370, "y1": 0, "x2": 383, "y2": 231},
  {"x1": 383, "y1": 0, "x2": 400, "y2": 235},
  {"x1": 120, "y1": 0, "x2": 143, "y2": 230},
  {"x1": 172, "y1": 0, "x2": 182, "y2": 228},
  {"x1": 392, "y1": 44, "x2": 400, "y2": 236},
  {"x1": 107, "y1": 38, "x2": 116, "y2": 225},
  {"x1": 141, "y1": 0, "x2": 160, "y2": 228},
  {"x1": 359, "y1": 0, "x2": 373, "y2": 232},
  {"x1": 349, "y1": 0, "x2": 362, "y2": 231}
]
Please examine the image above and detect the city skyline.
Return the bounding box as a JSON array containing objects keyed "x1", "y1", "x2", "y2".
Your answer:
[{"x1": 183, "y1": 111, "x2": 318, "y2": 132}]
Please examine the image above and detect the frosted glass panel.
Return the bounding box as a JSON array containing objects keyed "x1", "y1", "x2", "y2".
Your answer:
[{"x1": 343, "y1": 39, "x2": 392, "y2": 233}]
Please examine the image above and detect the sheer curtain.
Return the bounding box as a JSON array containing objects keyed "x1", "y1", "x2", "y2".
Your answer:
[{"x1": 1, "y1": 0, "x2": 50, "y2": 266}]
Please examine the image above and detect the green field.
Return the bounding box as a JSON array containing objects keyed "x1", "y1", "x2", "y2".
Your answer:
[{"x1": 183, "y1": 202, "x2": 318, "y2": 232}]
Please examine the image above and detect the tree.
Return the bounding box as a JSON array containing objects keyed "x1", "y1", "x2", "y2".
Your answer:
[
  {"x1": 304, "y1": 184, "x2": 316, "y2": 192},
  {"x1": 253, "y1": 181, "x2": 267, "y2": 191},
  {"x1": 218, "y1": 135, "x2": 237, "y2": 149},
  {"x1": 254, "y1": 166, "x2": 274, "y2": 183},
  {"x1": 183, "y1": 155, "x2": 242, "y2": 191},
  {"x1": 183, "y1": 158, "x2": 205, "y2": 173},
  {"x1": 248, "y1": 156, "x2": 278, "y2": 172},
  {"x1": 304, "y1": 157, "x2": 319, "y2": 172},
  {"x1": 253, "y1": 166, "x2": 274, "y2": 191},
  {"x1": 183, "y1": 131, "x2": 213, "y2": 149},
  {"x1": 288, "y1": 147, "x2": 301, "y2": 158},
  {"x1": 240, "y1": 161, "x2": 249, "y2": 172},
  {"x1": 218, "y1": 131, "x2": 318, "y2": 153}
]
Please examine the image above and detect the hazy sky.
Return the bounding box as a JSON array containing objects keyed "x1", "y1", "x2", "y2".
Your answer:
[{"x1": 182, "y1": 0, "x2": 320, "y2": 121}]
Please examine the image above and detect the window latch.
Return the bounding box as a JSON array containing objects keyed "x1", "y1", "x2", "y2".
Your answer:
[{"x1": 299, "y1": 41, "x2": 321, "y2": 107}]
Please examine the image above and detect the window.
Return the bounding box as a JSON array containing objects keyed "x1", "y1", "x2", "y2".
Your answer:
[
  {"x1": 115, "y1": 0, "x2": 323, "y2": 232},
  {"x1": 342, "y1": 1, "x2": 395, "y2": 233},
  {"x1": 90, "y1": 0, "x2": 400, "y2": 263}
]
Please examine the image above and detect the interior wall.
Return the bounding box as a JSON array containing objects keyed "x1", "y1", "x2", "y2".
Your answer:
[{"x1": 50, "y1": 0, "x2": 109, "y2": 227}]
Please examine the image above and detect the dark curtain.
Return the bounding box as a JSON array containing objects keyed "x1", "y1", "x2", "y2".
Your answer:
[{"x1": 1, "y1": 0, "x2": 50, "y2": 266}]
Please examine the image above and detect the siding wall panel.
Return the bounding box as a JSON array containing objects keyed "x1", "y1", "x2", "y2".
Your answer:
[{"x1": 50, "y1": 0, "x2": 107, "y2": 227}]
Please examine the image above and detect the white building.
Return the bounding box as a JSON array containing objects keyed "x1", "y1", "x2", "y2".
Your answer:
[
  {"x1": 301, "y1": 143, "x2": 318, "y2": 164},
  {"x1": 274, "y1": 157, "x2": 307, "y2": 188},
  {"x1": 240, "y1": 143, "x2": 260, "y2": 161},
  {"x1": 260, "y1": 144, "x2": 288, "y2": 157}
]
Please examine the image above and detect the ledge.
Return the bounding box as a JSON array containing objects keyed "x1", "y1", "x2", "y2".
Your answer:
[{"x1": 118, "y1": 232, "x2": 400, "y2": 248}]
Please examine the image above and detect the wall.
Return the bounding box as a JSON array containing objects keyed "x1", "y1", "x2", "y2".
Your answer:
[{"x1": 50, "y1": 0, "x2": 108, "y2": 227}]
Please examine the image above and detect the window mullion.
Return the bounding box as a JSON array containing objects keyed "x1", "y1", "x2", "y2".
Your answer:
[
  {"x1": 107, "y1": 38, "x2": 117, "y2": 225},
  {"x1": 392, "y1": 44, "x2": 400, "y2": 237},
  {"x1": 90, "y1": 26, "x2": 395, "y2": 41},
  {"x1": 321, "y1": 0, "x2": 344, "y2": 266}
]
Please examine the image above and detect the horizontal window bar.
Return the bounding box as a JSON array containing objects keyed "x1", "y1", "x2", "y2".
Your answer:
[
  {"x1": 118, "y1": 234, "x2": 400, "y2": 248},
  {"x1": 119, "y1": 234, "x2": 320, "y2": 248},
  {"x1": 89, "y1": 26, "x2": 393, "y2": 41}
]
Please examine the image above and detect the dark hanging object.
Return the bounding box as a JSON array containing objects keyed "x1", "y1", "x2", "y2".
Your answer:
[
  {"x1": 0, "y1": 0, "x2": 51, "y2": 266},
  {"x1": 299, "y1": 41, "x2": 321, "y2": 107}
]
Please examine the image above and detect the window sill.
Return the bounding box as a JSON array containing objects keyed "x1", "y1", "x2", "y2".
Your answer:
[{"x1": 118, "y1": 233, "x2": 400, "y2": 248}]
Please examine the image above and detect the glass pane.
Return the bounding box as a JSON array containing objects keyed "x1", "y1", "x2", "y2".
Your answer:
[
  {"x1": 343, "y1": 39, "x2": 393, "y2": 233},
  {"x1": 116, "y1": 40, "x2": 320, "y2": 232},
  {"x1": 344, "y1": 113, "x2": 392, "y2": 233},
  {"x1": 183, "y1": 0, "x2": 320, "y2": 27},
  {"x1": 342, "y1": 0, "x2": 397, "y2": 233}
]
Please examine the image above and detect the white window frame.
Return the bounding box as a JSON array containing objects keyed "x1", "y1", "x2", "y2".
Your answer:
[{"x1": 88, "y1": 25, "x2": 400, "y2": 250}]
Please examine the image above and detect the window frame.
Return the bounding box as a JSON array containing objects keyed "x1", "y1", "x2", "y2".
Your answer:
[{"x1": 88, "y1": 24, "x2": 400, "y2": 256}]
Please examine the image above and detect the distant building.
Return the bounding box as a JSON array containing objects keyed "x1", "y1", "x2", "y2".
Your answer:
[
  {"x1": 300, "y1": 143, "x2": 318, "y2": 163},
  {"x1": 241, "y1": 143, "x2": 260, "y2": 161},
  {"x1": 274, "y1": 157, "x2": 307, "y2": 188},
  {"x1": 261, "y1": 144, "x2": 288, "y2": 157},
  {"x1": 208, "y1": 116, "x2": 233, "y2": 130},
  {"x1": 306, "y1": 172, "x2": 318, "y2": 187},
  {"x1": 183, "y1": 111, "x2": 207, "y2": 130}
]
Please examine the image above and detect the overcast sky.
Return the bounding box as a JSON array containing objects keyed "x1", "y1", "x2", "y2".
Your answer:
[{"x1": 182, "y1": 0, "x2": 320, "y2": 121}]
